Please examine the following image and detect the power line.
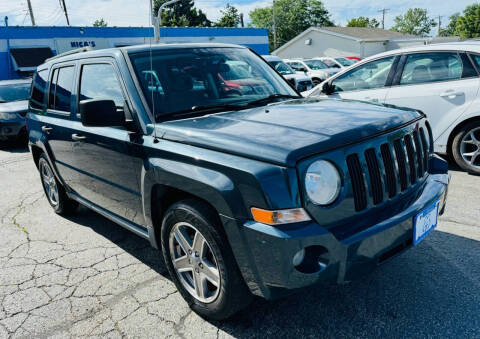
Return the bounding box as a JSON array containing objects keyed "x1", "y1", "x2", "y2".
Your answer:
[{"x1": 378, "y1": 8, "x2": 389, "y2": 29}]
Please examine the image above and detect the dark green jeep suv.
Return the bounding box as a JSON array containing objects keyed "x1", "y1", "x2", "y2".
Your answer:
[{"x1": 26, "y1": 44, "x2": 449, "y2": 320}]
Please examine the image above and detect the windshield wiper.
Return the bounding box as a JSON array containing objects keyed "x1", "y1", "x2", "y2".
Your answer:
[
  {"x1": 245, "y1": 94, "x2": 301, "y2": 107},
  {"x1": 159, "y1": 103, "x2": 246, "y2": 121}
]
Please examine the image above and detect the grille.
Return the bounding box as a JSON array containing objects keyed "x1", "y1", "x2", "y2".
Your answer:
[{"x1": 347, "y1": 129, "x2": 429, "y2": 212}]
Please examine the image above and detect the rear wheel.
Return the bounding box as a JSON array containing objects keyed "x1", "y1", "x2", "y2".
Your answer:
[
  {"x1": 161, "y1": 199, "x2": 252, "y2": 320},
  {"x1": 452, "y1": 121, "x2": 480, "y2": 175},
  {"x1": 312, "y1": 78, "x2": 321, "y2": 86},
  {"x1": 38, "y1": 154, "x2": 78, "y2": 215}
]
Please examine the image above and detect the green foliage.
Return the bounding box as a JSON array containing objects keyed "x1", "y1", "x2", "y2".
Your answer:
[
  {"x1": 346, "y1": 17, "x2": 380, "y2": 28},
  {"x1": 439, "y1": 13, "x2": 460, "y2": 37},
  {"x1": 455, "y1": 4, "x2": 480, "y2": 39},
  {"x1": 391, "y1": 8, "x2": 436, "y2": 36},
  {"x1": 216, "y1": 3, "x2": 241, "y2": 27},
  {"x1": 249, "y1": 0, "x2": 333, "y2": 51},
  {"x1": 92, "y1": 18, "x2": 107, "y2": 27},
  {"x1": 153, "y1": 0, "x2": 211, "y2": 27}
]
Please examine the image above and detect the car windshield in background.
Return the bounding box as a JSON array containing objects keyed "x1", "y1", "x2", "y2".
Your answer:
[
  {"x1": 269, "y1": 61, "x2": 295, "y2": 75},
  {"x1": 128, "y1": 47, "x2": 297, "y2": 120},
  {"x1": 0, "y1": 83, "x2": 31, "y2": 102},
  {"x1": 335, "y1": 58, "x2": 354, "y2": 67},
  {"x1": 304, "y1": 60, "x2": 328, "y2": 70}
]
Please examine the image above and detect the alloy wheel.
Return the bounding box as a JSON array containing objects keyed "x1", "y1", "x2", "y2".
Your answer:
[
  {"x1": 460, "y1": 127, "x2": 480, "y2": 169},
  {"x1": 169, "y1": 222, "x2": 221, "y2": 303},
  {"x1": 40, "y1": 161, "x2": 59, "y2": 206}
]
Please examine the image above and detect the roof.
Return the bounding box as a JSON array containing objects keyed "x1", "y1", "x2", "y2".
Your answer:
[
  {"x1": 319, "y1": 27, "x2": 414, "y2": 40},
  {"x1": 40, "y1": 43, "x2": 247, "y2": 66},
  {"x1": 273, "y1": 26, "x2": 420, "y2": 55}
]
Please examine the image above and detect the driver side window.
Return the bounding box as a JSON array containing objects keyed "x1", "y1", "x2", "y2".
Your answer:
[{"x1": 332, "y1": 56, "x2": 395, "y2": 92}]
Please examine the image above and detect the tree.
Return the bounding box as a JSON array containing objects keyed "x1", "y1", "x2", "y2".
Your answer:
[
  {"x1": 216, "y1": 4, "x2": 241, "y2": 27},
  {"x1": 153, "y1": 0, "x2": 211, "y2": 27},
  {"x1": 347, "y1": 17, "x2": 380, "y2": 28},
  {"x1": 249, "y1": 0, "x2": 333, "y2": 51},
  {"x1": 455, "y1": 4, "x2": 480, "y2": 39},
  {"x1": 439, "y1": 13, "x2": 460, "y2": 37},
  {"x1": 93, "y1": 18, "x2": 107, "y2": 27},
  {"x1": 391, "y1": 8, "x2": 436, "y2": 36}
]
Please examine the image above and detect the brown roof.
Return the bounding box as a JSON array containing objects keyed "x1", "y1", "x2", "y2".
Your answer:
[{"x1": 319, "y1": 27, "x2": 414, "y2": 40}]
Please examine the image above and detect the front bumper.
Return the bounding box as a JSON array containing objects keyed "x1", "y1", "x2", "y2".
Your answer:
[
  {"x1": 0, "y1": 117, "x2": 26, "y2": 140},
  {"x1": 226, "y1": 164, "x2": 449, "y2": 300}
]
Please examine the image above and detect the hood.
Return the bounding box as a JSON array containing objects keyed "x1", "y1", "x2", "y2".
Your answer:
[
  {"x1": 283, "y1": 73, "x2": 311, "y2": 82},
  {"x1": 0, "y1": 100, "x2": 28, "y2": 115},
  {"x1": 157, "y1": 98, "x2": 421, "y2": 167}
]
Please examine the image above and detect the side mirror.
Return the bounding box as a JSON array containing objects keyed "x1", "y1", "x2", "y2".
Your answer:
[
  {"x1": 80, "y1": 99, "x2": 125, "y2": 127},
  {"x1": 321, "y1": 82, "x2": 336, "y2": 95}
]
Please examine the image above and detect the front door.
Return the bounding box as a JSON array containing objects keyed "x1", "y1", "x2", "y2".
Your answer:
[
  {"x1": 68, "y1": 61, "x2": 144, "y2": 224},
  {"x1": 327, "y1": 56, "x2": 398, "y2": 104}
]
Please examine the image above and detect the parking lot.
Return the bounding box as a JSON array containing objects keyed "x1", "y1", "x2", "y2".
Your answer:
[{"x1": 0, "y1": 144, "x2": 479, "y2": 339}]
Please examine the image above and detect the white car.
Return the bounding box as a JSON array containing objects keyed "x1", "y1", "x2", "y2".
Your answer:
[
  {"x1": 262, "y1": 55, "x2": 314, "y2": 92},
  {"x1": 285, "y1": 59, "x2": 339, "y2": 85},
  {"x1": 308, "y1": 42, "x2": 480, "y2": 174},
  {"x1": 317, "y1": 57, "x2": 356, "y2": 69}
]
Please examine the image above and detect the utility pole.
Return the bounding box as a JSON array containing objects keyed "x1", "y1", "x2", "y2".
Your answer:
[
  {"x1": 26, "y1": 0, "x2": 36, "y2": 26},
  {"x1": 378, "y1": 8, "x2": 389, "y2": 29},
  {"x1": 240, "y1": 13, "x2": 244, "y2": 28},
  {"x1": 437, "y1": 15, "x2": 443, "y2": 36},
  {"x1": 273, "y1": 0, "x2": 277, "y2": 50},
  {"x1": 60, "y1": 0, "x2": 70, "y2": 26}
]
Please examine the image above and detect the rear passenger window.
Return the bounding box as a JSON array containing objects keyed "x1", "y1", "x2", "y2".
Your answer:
[
  {"x1": 30, "y1": 69, "x2": 48, "y2": 110},
  {"x1": 400, "y1": 53, "x2": 462, "y2": 85},
  {"x1": 79, "y1": 64, "x2": 124, "y2": 107},
  {"x1": 49, "y1": 66, "x2": 74, "y2": 112}
]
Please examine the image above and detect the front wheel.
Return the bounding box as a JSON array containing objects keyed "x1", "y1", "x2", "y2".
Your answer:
[
  {"x1": 161, "y1": 199, "x2": 252, "y2": 320},
  {"x1": 452, "y1": 121, "x2": 480, "y2": 175},
  {"x1": 312, "y1": 78, "x2": 322, "y2": 86}
]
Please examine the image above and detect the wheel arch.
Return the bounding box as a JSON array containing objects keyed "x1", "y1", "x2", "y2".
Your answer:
[{"x1": 447, "y1": 116, "x2": 480, "y2": 156}]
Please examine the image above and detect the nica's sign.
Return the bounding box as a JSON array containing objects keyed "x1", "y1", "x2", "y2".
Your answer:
[{"x1": 70, "y1": 41, "x2": 96, "y2": 48}]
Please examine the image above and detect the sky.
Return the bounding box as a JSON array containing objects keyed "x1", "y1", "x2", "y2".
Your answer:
[{"x1": 0, "y1": 0, "x2": 478, "y2": 32}]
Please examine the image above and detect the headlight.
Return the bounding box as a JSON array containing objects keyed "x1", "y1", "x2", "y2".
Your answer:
[
  {"x1": 0, "y1": 112, "x2": 18, "y2": 120},
  {"x1": 305, "y1": 160, "x2": 341, "y2": 205}
]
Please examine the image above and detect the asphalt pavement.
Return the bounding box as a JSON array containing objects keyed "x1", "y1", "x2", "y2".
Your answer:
[{"x1": 0, "y1": 144, "x2": 479, "y2": 339}]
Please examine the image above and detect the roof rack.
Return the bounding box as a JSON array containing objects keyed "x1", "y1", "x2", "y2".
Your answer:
[{"x1": 45, "y1": 46, "x2": 93, "y2": 62}]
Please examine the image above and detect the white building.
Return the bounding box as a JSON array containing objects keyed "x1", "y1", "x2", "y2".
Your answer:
[{"x1": 272, "y1": 27, "x2": 459, "y2": 59}]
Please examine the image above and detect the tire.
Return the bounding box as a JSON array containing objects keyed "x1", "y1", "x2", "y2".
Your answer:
[
  {"x1": 161, "y1": 199, "x2": 252, "y2": 320},
  {"x1": 38, "y1": 154, "x2": 78, "y2": 215},
  {"x1": 451, "y1": 121, "x2": 480, "y2": 175}
]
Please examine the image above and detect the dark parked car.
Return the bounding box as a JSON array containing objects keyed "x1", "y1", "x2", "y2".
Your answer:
[
  {"x1": 27, "y1": 43, "x2": 449, "y2": 320},
  {"x1": 0, "y1": 79, "x2": 31, "y2": 144}
]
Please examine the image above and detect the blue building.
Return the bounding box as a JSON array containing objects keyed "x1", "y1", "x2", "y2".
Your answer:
[{"x1": 0, "y1": 25, "x2": 269, "y2": 80}]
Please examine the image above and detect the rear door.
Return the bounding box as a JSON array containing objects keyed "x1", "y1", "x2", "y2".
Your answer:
[
  {"x1": 67, "y1": 59, "x2": 144, "y2": 224},
  {"x1": 42, "y1": 63, "x2": 79, "y2": 185},
  {"x1": 385, "y1": 51, "x2": 480, "y2": 141},
  {"x1": 327, "y1": 55, "x2": 398, "y2": 103}
]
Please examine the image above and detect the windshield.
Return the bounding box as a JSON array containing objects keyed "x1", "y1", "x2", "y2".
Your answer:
[
  {"x1": 335, "y1": 58, "x2": 355, "y2": 67},
  {"x1": 128, "y1": 47, "x2": 297, "y2": 120},
  {"x1": 268, "y1": 61, "x2": 295, "y2": 75},
  {"x1": 0, "y1": 83, "x2": 31, "y2": 102},
  {"x1": 304, "y1": 60, "x2": 328, "y2": 70}
]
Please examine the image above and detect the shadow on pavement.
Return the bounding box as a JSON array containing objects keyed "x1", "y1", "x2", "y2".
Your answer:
[
  {"x1": 0, "y1": 140, "x2": 29, "y2": 153},
  {"x1": 64, "y1": 205, "x2": 480, "y2": 339}
]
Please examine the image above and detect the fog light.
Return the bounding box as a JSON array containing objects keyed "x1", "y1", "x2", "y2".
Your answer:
[{"x1": 292, "y1": 248, "x2": 305, "y2": 267}]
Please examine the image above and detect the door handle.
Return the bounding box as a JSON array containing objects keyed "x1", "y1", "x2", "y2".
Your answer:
[
  {"x1": 440, "y1": 91, "x2": 464, "y2": 98},
  {"x1": 41, "y1": 126, "x2": 53, "y2": 133},
  {"x1": 71, "y1": 133, "x2": 87, "y2": 141}
]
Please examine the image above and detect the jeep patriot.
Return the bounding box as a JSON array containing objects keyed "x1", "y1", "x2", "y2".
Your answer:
[{"x1": 26, "y1": 44, "x2": 449, "y2": 320}]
